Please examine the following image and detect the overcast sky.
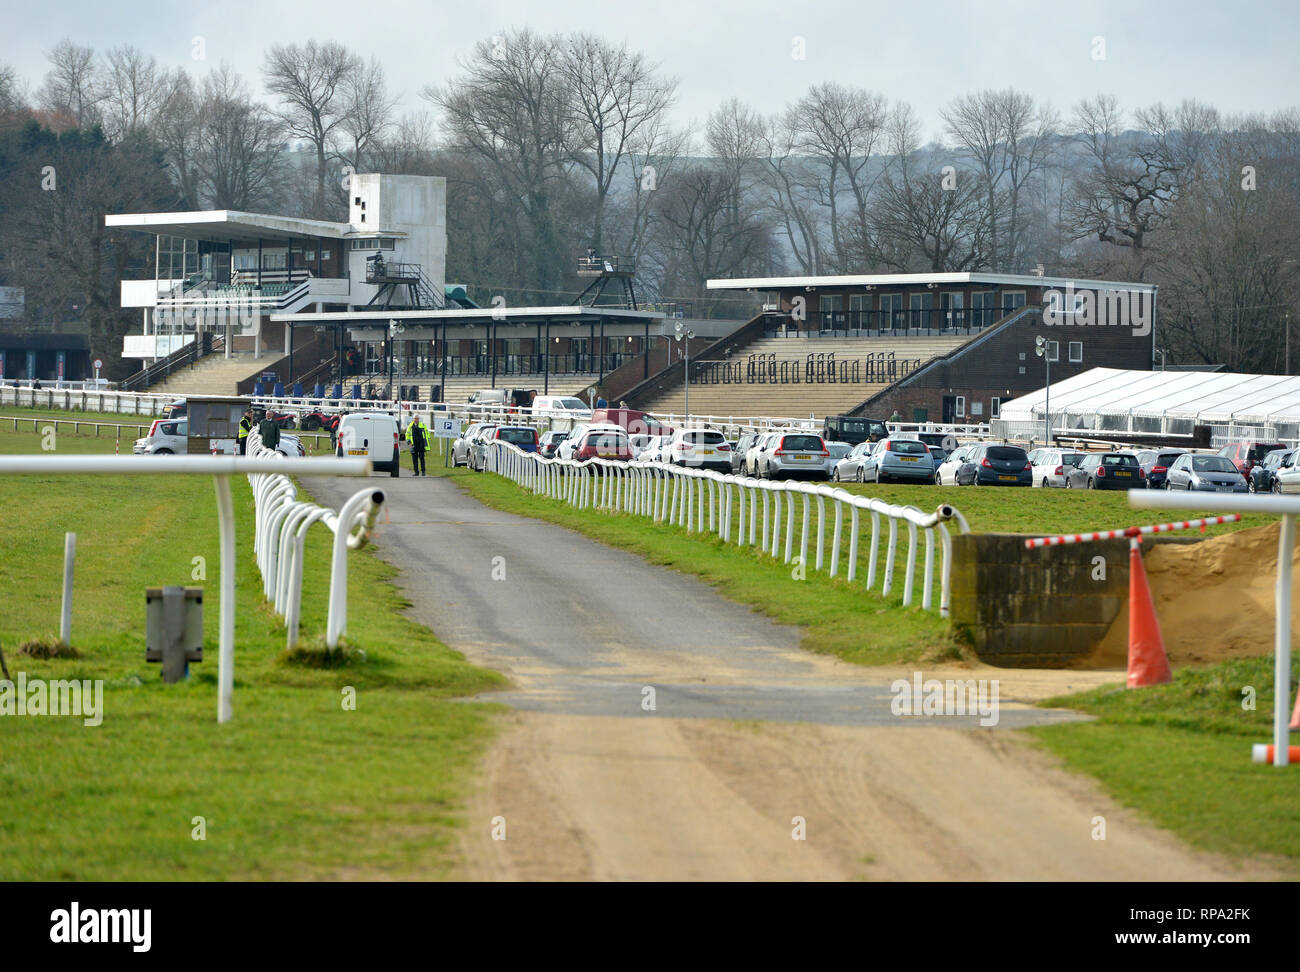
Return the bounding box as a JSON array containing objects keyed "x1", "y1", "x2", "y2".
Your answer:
[{"x1": 6, "y1": 0, "x2": 1299, "y2": 140}]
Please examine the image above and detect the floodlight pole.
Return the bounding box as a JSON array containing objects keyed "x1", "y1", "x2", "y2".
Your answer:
[{"x1": 1043, "y1": 350, "x2": 1051, "y2": 447}]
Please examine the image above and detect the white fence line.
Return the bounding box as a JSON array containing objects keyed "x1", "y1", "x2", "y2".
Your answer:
[
  {"x1": 0, "y1": 384, "x2": 173, "y2": 416},
  {"x1": 484, "y1": 442, "x2": 969, "y2": 616},
  {"x1": 245, "y1": 430, "x2": 386, "y2": 651}
]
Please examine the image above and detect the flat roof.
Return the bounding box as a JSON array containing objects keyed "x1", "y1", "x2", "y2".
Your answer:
[
  {"x1": 104, "y1": 210, "x2": 381, "y2": 245},
  {"x1": 271, "y1": 305, "x2": 666, "y2": 324},
  {"x1": 706, "y1": 272, "x2": 1158, "y2": 294}
]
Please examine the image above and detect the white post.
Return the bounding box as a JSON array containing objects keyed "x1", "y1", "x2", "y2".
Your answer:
[
  {"x1": 1276, "y1": 514, "x2": 1294, "y2": 766},
  {"x1": 60, "y1": 532, "x2": 76, "y2": 645},
  {"x1": 214, "y1": 475, "x2": 235, "y2": 724}
]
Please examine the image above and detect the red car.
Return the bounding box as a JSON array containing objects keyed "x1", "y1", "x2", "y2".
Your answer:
[
  {"x1": 1218, "y1": 440, "x2": 1285, "y2": 479},
  {"x1": 573, "y1": 428, "x2": 633, "y2": 465}
]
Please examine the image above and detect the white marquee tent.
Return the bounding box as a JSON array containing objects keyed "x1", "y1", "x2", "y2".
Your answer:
[{"x1": 993, "y1": 367, "x2": 1300, "y2": 446}]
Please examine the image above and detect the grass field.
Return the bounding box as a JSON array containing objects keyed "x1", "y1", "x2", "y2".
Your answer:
[
  {"x1": 0, "y1": 426, "x2": 504, "y2": 880},
  {"x1": 1030, "y1": 658, "x2": 1300, "y2": 863},
  {"x1": 446, "y1": 458, "x2": 1300, "y2": 866}
]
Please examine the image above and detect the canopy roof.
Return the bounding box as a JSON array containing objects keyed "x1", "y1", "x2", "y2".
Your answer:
[
  {"x1": 105, "y1": 210, "x2": 360, "y2": 245},
  {"x1": 999, "y1": 367, "x2": 1300, "y2": 425}
]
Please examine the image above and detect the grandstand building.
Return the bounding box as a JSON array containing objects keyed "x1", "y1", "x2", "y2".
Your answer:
[{"x1": 619, "y1": 272, "x2": 1157, "y2": 425}]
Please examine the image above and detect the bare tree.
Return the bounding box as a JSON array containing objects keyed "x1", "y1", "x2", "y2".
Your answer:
[
  {"x1": 423, "y1": 29, "x2": 578, "y2": 298},
  {"x1": 561, "y1": 32, "x2": 677, "y2": 252},
  {"x1": 337, "y1": 55, "x2": 398, "y2": 175},
  {"x1": 943, "y1": 88, "x2": 1056, "y2": 271},
  {"x1": 101, "y1": 45, "x2": 171, "y2": 141},
  {"x1": 263, "y1": 40, "x2": 360, "y2": 216},
  {"x1": 195, "y1": 66, "x2": 286, "y2": 211},
  {"x1": 153, "y1": 69, "x2": 203, "y2": 208},
  {"x1": 37, "y1": 40, "x2": 104, "y2": 129},
  {"x1": 0, "y1": 62, "x2": 28, "y2": 119}
]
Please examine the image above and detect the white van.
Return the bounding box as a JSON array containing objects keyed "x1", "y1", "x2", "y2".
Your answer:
[{"x1": 335, "y1": 411, "x2": 401, "y2": 477}]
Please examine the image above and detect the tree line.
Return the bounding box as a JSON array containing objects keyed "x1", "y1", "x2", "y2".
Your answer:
[{"x1": 0, "y1": 30, "x2": 1298, "y2": 375}]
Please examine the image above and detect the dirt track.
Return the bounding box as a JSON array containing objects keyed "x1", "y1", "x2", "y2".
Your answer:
[{"x1": 305, "y1": 472, "x2": 1274, "y2": 882}]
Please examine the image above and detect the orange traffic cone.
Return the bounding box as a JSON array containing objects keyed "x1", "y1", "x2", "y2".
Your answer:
[{"x1": 1127, "y1": 538, "x2": 1173, "y2": 688}]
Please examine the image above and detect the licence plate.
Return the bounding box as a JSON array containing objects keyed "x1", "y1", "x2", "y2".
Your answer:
[
  {"x1": 795, "y1": 454, "x2": 812, "y2": 460},
  {"x1": 347, "y1": 448, "x2": 367, "y2": 455},
  {"x1": 1217, "y1": 486, "x2": 1233, "y2": 492},
  {"x1": 701, "y1": 449, "x2": 714, "y2": 455},
  {"x1": 899, "y1": 456, "x2": 917, "y2": 463},
  {"x1": 998, "y1": 475, "x2": 1017, "y2": 481},
  {"x1": 1115, "y1": 471, "x2": 1131, "y2": 477}
]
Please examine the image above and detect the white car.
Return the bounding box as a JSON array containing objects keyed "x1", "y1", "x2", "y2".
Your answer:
[
  {"x1": 452, "y1": 422, "x2": 493, "y2": 466},
  {"x1": 663, "y1": 428, "x2": 732, "y2": 471},
  {"x1": 532, "y1": 395, "x2": 593, "y2": 421},
  {"x1": 133, "y1": 418, "x2": 187, "y2": 455},
  {"x1": 935, "y1": 445, "x2": 976, "y2": 485},
  {"x1": 1027, "y1": 448, "x2": 1084, "y2": 488},
  {"x1": 335, "y1": 411, "x2": 402, "y2": 477},
  {"x1": 744, "y1": 431, "x2": 780, "y2": 477}
]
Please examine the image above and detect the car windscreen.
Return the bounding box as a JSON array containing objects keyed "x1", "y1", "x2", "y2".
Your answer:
[
  {"x1": 1191, "y1": 456, "x2": 1238, "y2": 473},
  {"x1": 889, "y1": 440, "x2": 928, "y2": 455},
  {"x1": 497, "y1": 428, "x2": 536, "y2": 444},
  {"x1": 827, "y1": 443, "x2": 853, "y2": 457},
  {"x1": 1249, "y1": 444, "x2": 1286, "y2": 461},
  {"x1": 684, "y1": 431, "x2": 725, "y2": 444},
  {"x1": 1061, "y1": 453, "x2": 1084, "y2": 467},
  {"x1": 782, "y1": 435, "x2": 824, "y2": 451},
  {"x1": 558, "y1": 398, "x2": 587, "y2": 409},
  {"x1": 987, "y1": 446, "x2": 1028, "y2": 461},
  {"x1": 1157, "y1": 453, "x2": 1184, "y2": 465},
  {"x1": 587, "y1": 433, "x2": 627, "y2": 448},
  {"x1": 1102, "y1": 454, "x2": 1139, "y2": 466}
]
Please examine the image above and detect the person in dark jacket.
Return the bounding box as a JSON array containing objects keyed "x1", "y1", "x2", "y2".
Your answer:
[{"x1": 405, "y1": 415, "x2": 430, "y2": 476}]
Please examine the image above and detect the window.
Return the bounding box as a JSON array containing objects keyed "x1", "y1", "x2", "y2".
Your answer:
[
  {"x1": 1046, "y1": 340, "x2": 1059, "y2": 362},
  {"x1": 1018, "y1": 366, "x2": 1025, "y2": 374},
  {"x1": 991, "y1": 397, "x2": 1001, "y2": 418},
  {"x1": 879, "y1": 294, "x2": 903, "y2": 330},
  {"x1": 1069, "y1": 341, "x2": 1083, "y2": 363},
  {"x1": 971, "y1": 401, "x2": 983, "y2": 416},
  {"x1": 955, "y1": 396, "x2": 965, "y2": 418},
  {"x1": 1002, "y1": 291, "x2": 1026, "y2": 315},
  {"x1": 349, "y1": 238, "x2": 397, "y2": 251},
  {"x1": 972, "y1": 291, "x2": 997, "y2": 327},
  {"x1": 1018, "y1": 352, "x2": 1026, "y2": 360},
  {"x1": 908, "y1": 292, "x2": 934, "y2": 328}
]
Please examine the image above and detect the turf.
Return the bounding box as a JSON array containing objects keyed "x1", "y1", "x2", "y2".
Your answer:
[{"x1": 0, "y1": 425, "x2": 504, "y2": 880}]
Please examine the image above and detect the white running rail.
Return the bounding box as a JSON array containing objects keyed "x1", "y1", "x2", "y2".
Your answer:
[
  {"x1": 484, "y1": 442, "x2": 969, "y2": 616},
  {"x1": 245, "y1": 430, "x2": 386, "y2": 652}
]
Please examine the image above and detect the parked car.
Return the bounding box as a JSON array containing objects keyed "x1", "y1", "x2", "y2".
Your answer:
[
  {"x1": 557, "y1": 423, "x2": 622, "y2": 460},
  {"x1": 133, "y1": 418, "x2": 187, "y2": 455},
  {"x1": 298, "y1": 409, "x2": 341, "y2": 433},
  {"x1": 1165, "y1": 453, "x2": 1249, "y2": 492},
  {"x1": 663, "y1": 428, "x2": 733, "y2": 471},
  {"x1": 833, "y1": 440, "x2": 872, "y2": 481},
  {"x1": 571, "y1": 427, "x2": 633, "y2": 465},
  {"x1": 1065, "y1": 452, "x2": 1142, "y2": 490},
  {"x1": 628, "y1": 434, "x2": 658, "y2": 460},
  {"x1": 756, "y1": 432, "x2": 829, "y2": 481},
  {"x1": 823, "y1": 415, "x2": 888, "y2": 447},
  {"x1": 732, "y1": 433, "x2": 759, "y2": 474},
  {"x1": 967, "y1": 443, "x2": 1033, "y2": 487},
  {"x1": 639, "y1": 434, "x2": 671, "y2": 463},
  {"x1": 1249, "y1": 448, "x2": 1295, "y2": 493},
  {"x1": 161, "y1": 399, "x2": 187, "y2": 419},
  {"x1": 855, "y1": 436, "x2": 935, "y2": 484},
  {"x1": 1134, "y1": 449, "x2": 1187, "y2": 489},
  {"x1": 452, "y1": 422, "x2": 497, "y2": 467},
  {"x1": 1028, "y1": 448, "x2": 1084, "y2": 488},
  {"x1": 538, "y1": 430, "x2": 569, "y2": 459},
  {"x1": 744, "y1": 432, "x2": 779, "y2": 477},
  {"x1": 822, "y1": 441, "x2": 854, "y2": 479},
  {"x1": 532, "y1": 395, "x2": 593, "y2": 419},
  {"x1": 1276, "y1": 454, "x2": 1300, "y2": 494},
  {"x1": 590, "y1": 407, "x2": 673, "y2": 438},
  {"x1": 1218, "y1": 440, "x2": 1287, "y2": 480},
  {"x1": 335, "y1": 411, "x2": 401, "y2": 477},
  {"x1": 927, "y1": 445, "x2": 948, "y2": 472},
  {"x1": 470, "y1": 425, "x2": 539, "y2": 470},
  {"x1": 935, "y1": 445, "x2": 978, "y2": 485}
]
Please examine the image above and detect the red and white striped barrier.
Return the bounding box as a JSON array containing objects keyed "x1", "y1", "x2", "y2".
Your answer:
[{"x1": 1024, "y1": 514, "x2": 1242, "y2": 549}]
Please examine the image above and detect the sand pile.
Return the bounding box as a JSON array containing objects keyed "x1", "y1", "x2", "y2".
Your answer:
[{"x1": 1088, "y1": 521, "x2": 1297, "y2": 667}]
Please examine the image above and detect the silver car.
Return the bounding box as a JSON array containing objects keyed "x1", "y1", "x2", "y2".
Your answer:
[
  {"x1": 833, "y1": 441, "x2": 872, "y2": 481},
  {"x1": 1164, "y1": 453, "x2": 1249, "y2": 492},
  {"x1": 133, "y1": 418, "x2": 187, "y2": 454},
  {"x1": 757, "y1": 432, "x2": 829, "y2": 481}
]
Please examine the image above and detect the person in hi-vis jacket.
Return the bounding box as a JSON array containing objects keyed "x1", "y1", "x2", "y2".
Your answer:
[{"x1": 405, "y1": 415, "x2": 430, "y2": 476}]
